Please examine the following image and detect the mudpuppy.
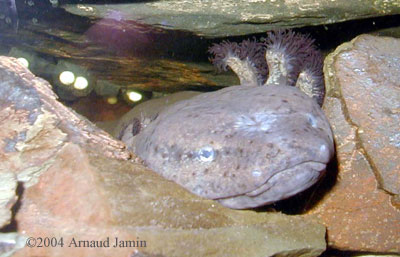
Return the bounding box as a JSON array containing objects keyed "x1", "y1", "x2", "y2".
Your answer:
[{"x1": 118, "y1": 30, "x2": 334, "y2": 209}]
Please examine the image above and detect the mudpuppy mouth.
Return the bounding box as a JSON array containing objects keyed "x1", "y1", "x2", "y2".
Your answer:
[
  {"x1": 214, "y1": 161, "x2": 327, "y2": 209},
  {"x1": 217, "y1": 161, "x2": 326, "y2": 200}
]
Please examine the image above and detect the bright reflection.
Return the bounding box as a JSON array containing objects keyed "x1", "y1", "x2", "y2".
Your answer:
[
  {"x1": 16, "y1": 58, "x2": 29, "y2": 68},
  {"x1": 107, "y1": 96, "x2": 118, "y2": 105},
  {"x1": 59, "y1": 71, "x2": 75, "y2": 85},
  {"x1": 74, "y1": 76, "x2": 88, "y2": 90},
  {"x1": 127, "y1": 91, "x2": 142, "y2": 102}
]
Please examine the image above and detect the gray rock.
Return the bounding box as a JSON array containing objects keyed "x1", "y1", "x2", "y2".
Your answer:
[
  {"x1": 63, "y1": 0, "x2": 400, "y2": 37},
  {"x1": 0, "y1": 233, "x2": 26, "y2": 257}
]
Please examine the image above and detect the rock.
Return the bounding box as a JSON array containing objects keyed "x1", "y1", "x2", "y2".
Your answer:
[
  {"x1": 303, "y1": 34, "x2": 400, "y2": 253},
  {"x1": 0, "y1": 172, "x2": 17, "y2": 228},
  {"x1": 328, "y1": 34, "x2": 400, "y2": 195},
  {"x1": 0, "y1": 233, "x2": 26, "y2": 257},
  {"x1": 62, "y1": 0, "x2": 400, "y2": 37},
  {"x1": 14, "y1": 143, "x2": 326, "y2": 257},
  {"x1": 0, "y1": 57, "x2": 326, "y2": 256}
]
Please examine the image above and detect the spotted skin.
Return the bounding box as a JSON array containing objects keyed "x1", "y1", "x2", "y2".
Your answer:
[{"x1": 131, "y1": 84, "x2": 334, "y2": 209}]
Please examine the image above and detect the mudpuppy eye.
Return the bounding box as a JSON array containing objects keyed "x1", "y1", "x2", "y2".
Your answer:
[{"x1": 197, "y1": 146, "x2": 216, "y2": 162}]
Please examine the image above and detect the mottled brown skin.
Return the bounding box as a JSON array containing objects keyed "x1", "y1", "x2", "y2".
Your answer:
[{"x1": 130, "y1": 84, "x2": 333, "y2": 209}]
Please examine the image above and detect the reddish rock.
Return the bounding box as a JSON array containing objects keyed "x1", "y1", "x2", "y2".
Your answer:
[
  {"x1": 304, "y1": 34, "x2": 400, "y2": 253},
  {"x1": 332, "y1": 34, "x2": 400, "y2": 195},
  {"x1": 13, "y1": 143, "x2": 326, "y2": 257}
]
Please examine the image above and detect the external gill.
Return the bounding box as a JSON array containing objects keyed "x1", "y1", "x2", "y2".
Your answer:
[
  {"x1": 296, "y1": 66, "x2": 325, "y2": 106},
  {"x1": 295, "y1": 50, "x2": 325, "y2": 106},
  {"x1": 224, "y1": 53, "x2": 260, "y2": 86},
  {"x1": 264, "y1": 48, "x2": 293, "y2": 86},
  {"x1": 208, "y1": 30, "x2": 326, "y2": 106},
  {"x1": 208, "y1": 39, "x2": 267, "y2": 86}
]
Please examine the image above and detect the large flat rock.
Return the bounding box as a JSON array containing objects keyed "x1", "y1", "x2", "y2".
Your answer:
[
  {"x1": 63, "y1": 0, "x2": 400, "y2": 37},
  {"x1": 14, "y1": 143, "x2": 326, "y2": 257}
]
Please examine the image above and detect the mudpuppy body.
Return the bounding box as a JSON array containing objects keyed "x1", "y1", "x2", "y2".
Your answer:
[{"x1": 119, "y1": 30, "x2": 334, "y2": 209}]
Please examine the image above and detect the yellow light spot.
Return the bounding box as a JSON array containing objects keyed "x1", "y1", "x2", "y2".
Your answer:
[
  {"x1": 127, "y1": 91, "x2": 142, "y2": 102},
  {"x1": 107, "y1": 96, "x2": 118, "y2": 105},
  {"x1": 59, "y1": 71, "x2": 75, "y2": 85},
  {"x1": 16, "y1": 58, "x2": 29, "y2": 68},
  {"x1": 74, "y1": 76, "x2": 88, "y2": 90}
]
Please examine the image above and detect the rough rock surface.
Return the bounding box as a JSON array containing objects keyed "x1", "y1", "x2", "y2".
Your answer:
[
  {"x1": 0, "y1": 57, "x2": 326, "y2": 256},
  {"x1": 14, "y1": 144, "x2": 326, "y2": 257},
  {"x1": 0, "y1": 172, "x2": 17, "y2": 228},
  {"x1": 328, "y1": 34, "x2": 400, "y2": 195},
  {"x1": 303, "y1": 34, "x2": 400, "y2": 253},
  {"x1": 63, "y1": 0, "x2": 400, "y2": 37}
]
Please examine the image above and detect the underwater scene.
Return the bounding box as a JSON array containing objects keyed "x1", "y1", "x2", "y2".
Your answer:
[{"x1": 0, "y1": 0, "x2": 399, "y2": 256}]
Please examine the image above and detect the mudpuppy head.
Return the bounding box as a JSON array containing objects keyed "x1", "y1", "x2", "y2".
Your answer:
[
  {"x1": 133, "y1": 85, "x2": 334, "y2": 209},
  {"x1": 125, "y1": 29, "x2": 334, "y2": 209}
]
